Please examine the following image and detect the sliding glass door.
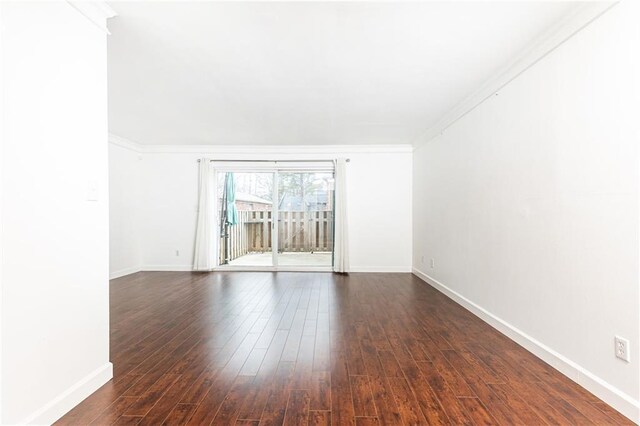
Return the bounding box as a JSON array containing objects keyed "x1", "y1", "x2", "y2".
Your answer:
[
  {"x1": 277, "y1": 171, "x2": 334, "y2": 267},
  {"x1": 217, "y1": 171, "x2": 275, "y2": 267},
  {"x1": 214, "y1": 162, "x2": 334, "y2": 270}
]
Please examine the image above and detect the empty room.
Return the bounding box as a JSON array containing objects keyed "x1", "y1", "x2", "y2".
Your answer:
[{"x1": 0, "y1": 0, "x2": 638, "y2": 425}]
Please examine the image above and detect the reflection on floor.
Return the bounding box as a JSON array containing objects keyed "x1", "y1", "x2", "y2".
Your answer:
[
  {"x1": 56, "y1": 272, "x2": 632, "y2": 425},
  {"x1": 228, "y1": 251, "x2": 332, "y2": 266}
]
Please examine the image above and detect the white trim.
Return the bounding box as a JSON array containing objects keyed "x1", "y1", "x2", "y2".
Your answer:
[
  {"x1": 144, "y1": 144, "x2": 413, "y2": 155},
  {"x1": 66, "y1": 1, "x2": 116, "y2": 34},
  {"x1": 108, "y1": 133, "x2": 144, "y2": 153},
  {"x1": 122, "y1": 143, "x2": 413, "y2": 155},
  {"x1": 412, "y1": 268, "x2": 640, "y2": 424},
  {"x1": 20, "y1": 362, "x2": 113, "y2": 425},
  {"x1": 107, "y1": 132, "x2": 413, "y2": 156},
  {"x1": 350, "y1": 266, "x2": 412, "y2": 273},
  {"x1": 142, "y1": 265, "x2": 194, "y2": 272},
  {"x1": 109, "y1": 266, "x2": 141, "y2": 280},
  {"x1": 413, "y1": 1, "x2": 616, "y2": 146}
]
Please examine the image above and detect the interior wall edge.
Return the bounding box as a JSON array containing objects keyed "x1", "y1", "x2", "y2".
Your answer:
[
  {"x1": 0, "y1": 2, "x2": 5, "y2": 421},
  {"x1": 109, "y1": 266, "x2": 142, "y2": 280},
  {"x1": 19, "y1": 362, "x2": 113, "y2": 425},
  {"x1": 412, "y1": 268, "x2": 640, "y2": 424}
]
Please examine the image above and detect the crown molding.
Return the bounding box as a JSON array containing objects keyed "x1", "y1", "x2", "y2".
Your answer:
[
  {"x1": 67, "y1": 1, "x2": 116, "y2": 34},
  {"x1": 108, "y1": 133, "x2": 143, "y2": 153},
  {"x1": 413, "y1": 1, "x2": 617, "y2": 147},
  {"x1": 107, "y1": 133, "x2": 413, "y2": 155},
  {"x1": 140, "y1": 144, "x2": 413, "y2": 155}
]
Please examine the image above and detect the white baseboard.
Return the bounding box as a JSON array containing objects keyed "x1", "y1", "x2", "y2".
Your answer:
[
  {"x1": 140, "y1": 265, "x2": 411, "y2": 273},
  {"x1": 20, "y1": 362, "x2": 113, "y2": 425},
  {"x1": 142, "y1": 264, "x2": 194, "y2": 272},
  {"x1": 350, "y1": 266, "x2": 412, "y2": 273},
  {"x1": 109, "y1": 266, "x2": 141, "y2": 280},
  {"x1": 412, "y1": 268, "x2": 639, "y2": 424}
]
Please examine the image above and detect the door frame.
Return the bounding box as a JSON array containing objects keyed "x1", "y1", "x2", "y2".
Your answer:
[{"x1": 211, "y1": 161, "x2": 335, "y2": 272}]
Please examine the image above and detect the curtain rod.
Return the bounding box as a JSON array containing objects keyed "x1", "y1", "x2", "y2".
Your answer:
[{"x1": 197, "y1": 159, "x2": 350, "y2": 163}]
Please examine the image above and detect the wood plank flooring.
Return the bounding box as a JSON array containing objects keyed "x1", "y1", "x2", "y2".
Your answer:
[{"x1": 56, "y1": 272, "x2": 632, "y2": 425}]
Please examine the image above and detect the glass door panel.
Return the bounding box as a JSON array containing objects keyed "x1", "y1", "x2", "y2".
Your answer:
[
  {"x1": 217, "y1": 171, "x2": 274, "y2": 267},
  {"x1": 277, "y1": 171, "x2": 334, "y2": 267}
]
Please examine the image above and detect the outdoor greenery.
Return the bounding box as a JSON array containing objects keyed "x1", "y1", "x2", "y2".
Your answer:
[{"x1": 220, "y1": 172, "x2": 334, "y2": 209}]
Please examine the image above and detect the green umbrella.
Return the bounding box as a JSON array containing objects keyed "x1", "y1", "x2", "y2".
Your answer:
[{"x1": 224, "y1": 172, "x2": 238, "y2": 226}]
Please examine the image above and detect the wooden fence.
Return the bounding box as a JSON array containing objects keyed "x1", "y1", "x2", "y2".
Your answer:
[{"x1": 219, "y1": 210, "x2": 334, "y2": 264}]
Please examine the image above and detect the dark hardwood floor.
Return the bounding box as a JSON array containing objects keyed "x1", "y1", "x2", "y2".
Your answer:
[{"x1": 56, "y1": 272, "x2": 631, "y2": 425}]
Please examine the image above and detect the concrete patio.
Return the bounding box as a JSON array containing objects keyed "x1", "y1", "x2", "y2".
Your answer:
[{"x1": 228, "y1": 251, "x2": 332, "y2": 267}]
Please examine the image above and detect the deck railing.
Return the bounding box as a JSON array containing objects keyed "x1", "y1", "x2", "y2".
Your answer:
[{"x1": 219, "y1": 210, "x2": 334, "y2": 264}]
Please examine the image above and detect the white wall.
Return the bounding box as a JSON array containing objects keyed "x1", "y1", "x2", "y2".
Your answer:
[
  {"x1": 0, "y1": 2, "x2": 112, "y2": 424},
  {"x1": 108, "y1": 145, "x2": 412, "y2": 274},
  {"x1": 109, "y1": 140, "x2": 142, "y2": 278},
  {"x1": 0, "y1": 4, "x2": 4, "y2": 422},
  {"x1": 413, "y1": 1, "x2": 639, "y2": 421}
]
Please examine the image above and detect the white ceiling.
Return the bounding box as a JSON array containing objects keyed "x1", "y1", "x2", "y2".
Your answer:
[{"x1": 107, "y1": 1, "x2": 582, "y2": 146}]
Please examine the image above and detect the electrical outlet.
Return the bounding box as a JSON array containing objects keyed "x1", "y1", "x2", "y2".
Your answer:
[
  {"x1": 176, "y1": 250, "x2": 180, "y2": 257},
  {"x1": 615, "y1": 336, "x2": 630, "y2": 362},
  {"x1": 430, "y1": 258, "x2": 435, "y2": 269}
]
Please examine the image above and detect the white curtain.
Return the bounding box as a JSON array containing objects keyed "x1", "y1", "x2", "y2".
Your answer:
[
  {"x1": 193, "y1": 158, "x2": 215, "y2": 271},
  {"x1": 333, "y1": 158, "x2": 350, "y2": 273}
]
